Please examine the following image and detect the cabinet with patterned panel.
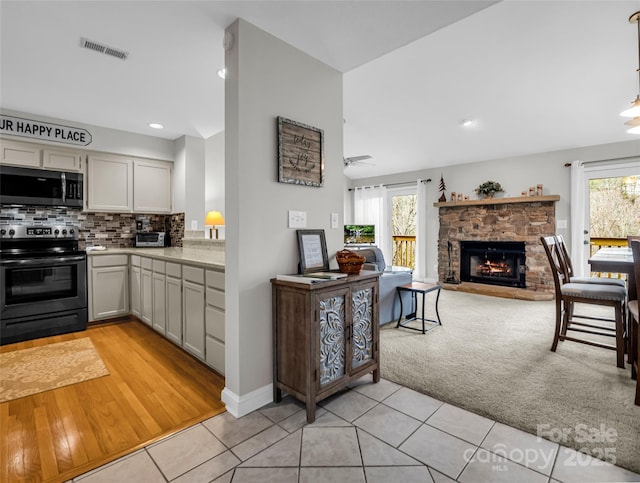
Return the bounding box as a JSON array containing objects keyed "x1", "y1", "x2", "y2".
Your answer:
[{"x1": 271, "y1": 271, "x2": 380, "y2": 423}]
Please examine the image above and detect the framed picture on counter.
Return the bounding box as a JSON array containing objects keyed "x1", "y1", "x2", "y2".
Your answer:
[{"x1": 296, "y1": 229, "x2": 329, "y2": 274}]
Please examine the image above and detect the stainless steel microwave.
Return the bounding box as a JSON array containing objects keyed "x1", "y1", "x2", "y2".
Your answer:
[{"x1": 0, "y1": 165, "x2": 83, "y2": 207}]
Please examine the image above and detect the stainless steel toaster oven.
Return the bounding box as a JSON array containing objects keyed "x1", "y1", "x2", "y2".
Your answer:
[{"x1": 135, "y1": 232, "x2": 167, "y2": 247}]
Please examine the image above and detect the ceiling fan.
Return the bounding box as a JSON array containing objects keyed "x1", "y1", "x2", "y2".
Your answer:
[{"x1": 343, "y1": 155, "x2": 373, "y2": 167}]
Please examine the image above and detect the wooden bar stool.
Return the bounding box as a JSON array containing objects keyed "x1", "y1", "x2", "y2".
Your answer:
[
  {"x1": 396, "y1": 282, "x2": 442, "y2": 334},
  {"x1": 541, "y1": 236, "x2": 627, "y2": 369}
]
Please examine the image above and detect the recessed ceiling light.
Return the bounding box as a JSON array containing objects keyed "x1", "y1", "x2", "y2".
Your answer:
[
  {"x1": 217, "y1": 68, "x2": 227, "y2": 79},
  {"x1": 460, "y1": 119, "x2": 475, "y2": 127},
  {"x1": 148, "y1": 123, "x2": 164, "y2": 129}
]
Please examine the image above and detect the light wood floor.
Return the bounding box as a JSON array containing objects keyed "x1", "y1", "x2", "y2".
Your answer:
[{"x1": 0, "y1": 320, "x2": 226, "y2": 483}]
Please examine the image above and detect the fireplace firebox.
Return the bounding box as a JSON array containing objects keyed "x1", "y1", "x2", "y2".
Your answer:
[{"x1": 460, "y1": 241, "x2": 526, "y2": 288}]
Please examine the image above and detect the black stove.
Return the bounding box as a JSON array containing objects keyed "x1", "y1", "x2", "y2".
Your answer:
[{"x1": 0, "y1": 224, "x2": 88, "y2": 345}]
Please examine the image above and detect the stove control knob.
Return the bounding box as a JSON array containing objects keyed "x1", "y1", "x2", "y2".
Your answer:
[
  {"x1": 54, "y1": 229, "x2": 60, "y2": 236},
  {"x1": 69, "y1": 229, "x2": 75, "y2": 235},
  {"x1": 9, "y1": 229, "x2": 15, "y2": 237},
  {"x1": 0, "y1": 229, "x2": 5, "y2": 236},
  {"x1": 62, "y1": 229, "x2": 68, "y2": 236}
]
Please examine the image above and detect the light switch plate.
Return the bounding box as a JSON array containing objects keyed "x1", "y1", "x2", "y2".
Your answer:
[
  {"x1": 331, "y1": 213, "x2": 339, "y2": 229},
  {"x1": 557, "y1": 219, "x2": 567, "y2": 229},
  {"x1": 288, "y1": 210, "x2": 307, "y2": 228}
]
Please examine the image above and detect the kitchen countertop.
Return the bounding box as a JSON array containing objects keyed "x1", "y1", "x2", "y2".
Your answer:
[{"x1": 86, "y1": 247, "x2": 225, "y2": 271}]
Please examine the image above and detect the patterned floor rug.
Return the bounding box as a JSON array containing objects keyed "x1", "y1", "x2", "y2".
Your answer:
[{"x1": 0, "y1": 337, "x2": 110, "y2": 403}]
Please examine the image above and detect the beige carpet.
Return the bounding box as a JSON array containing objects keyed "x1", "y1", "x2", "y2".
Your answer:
[
  {"x1": 380, "y1": 289, "x2": 640, "y2": 474},
  {"x1": 0, "y1": 337, "x2": 110, "y2": 403}
]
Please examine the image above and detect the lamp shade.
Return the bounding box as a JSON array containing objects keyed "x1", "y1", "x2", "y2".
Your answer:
[
  {"x1": 621, "y1": 96, "x2": 640, "y2": 117},
  {"x1": 625, "y1": 116, "x2": 640, "y2": 133},
  {"x1": 205, "y1": 210, "x2": 225, "y2": 226}
]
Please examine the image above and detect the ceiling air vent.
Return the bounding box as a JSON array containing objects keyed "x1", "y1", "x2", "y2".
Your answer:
[{"x1": 80, "y1": 37, "x2": 129, "y2": 60}]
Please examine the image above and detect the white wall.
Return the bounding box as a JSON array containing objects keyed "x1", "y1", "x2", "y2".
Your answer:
[
  {"x1": 173, "y1": 135, "x2": 206, "y2": 228},
  {"x1": 347, "y1": 139, "x2": 640, "y2": 281},
  {"x1": 205, "y1": 131, "x2": 225, "y2": 218},
  {"x1": 224, "y1": 19, "x2": 344, "y2": 414},
  {"x1": 0, "y1": 108, "x2": 175, "y2": 161}
]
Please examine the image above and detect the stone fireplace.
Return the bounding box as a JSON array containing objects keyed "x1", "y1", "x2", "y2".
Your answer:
[{"x1": 436, "y1": 196, "x2": 559, "y2": 299}]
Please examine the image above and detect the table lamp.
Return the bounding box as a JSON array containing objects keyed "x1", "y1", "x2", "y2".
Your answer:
[{"x1": 205, "y1": 210, "x2": 225, "y2": 239}]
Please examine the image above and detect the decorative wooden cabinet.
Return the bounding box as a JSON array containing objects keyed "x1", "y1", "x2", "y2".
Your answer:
[{"x1": 271, "y1": 271, "x2": 380, "y2": 423}]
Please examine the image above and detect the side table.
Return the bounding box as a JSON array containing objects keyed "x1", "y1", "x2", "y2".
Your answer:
[{"x1": 396, "y1": 282, "x2": 442, "y2": 334}]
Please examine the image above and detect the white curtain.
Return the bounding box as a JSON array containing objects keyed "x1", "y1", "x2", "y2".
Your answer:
[
  {"x1": 354, "y1": 185, "x2": 390, "y2": 264},
  {"x1": 414, "y1": 179, "x2": 427, "y2": 281},
  {"x1": 570, "y1": 160, "x2": 586, "y2": 277}
]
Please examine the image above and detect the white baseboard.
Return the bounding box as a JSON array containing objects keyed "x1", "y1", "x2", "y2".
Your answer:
[{"x1": 221, "y1": 383, "x2": 273, "y2": 418}]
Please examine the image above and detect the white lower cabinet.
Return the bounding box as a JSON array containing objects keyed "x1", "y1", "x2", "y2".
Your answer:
[
  {"x1": 152, "y1": 260, "x2": 166, "y2": 334},
  {"x1": 165, "y1": 263, "x2": 182, "y2": 346},
  {"x1": 89, "y1": 254, "x2": 224, "y2": 373},
  {"x1": 140, "y1": 257, "x2": 153, "y2": 326},
  {"x1": 183, "y1": 265, "x2": 205, "y2": 359},
  {"x1": 130, "y1": 256, "x2": 141, "y2": 318},
  {"x1": 89, "y1": 255, "x2": 129, "y2": 320},
  {"x1": 205, "y1": 269, "x2": 225, "y2": 374}
]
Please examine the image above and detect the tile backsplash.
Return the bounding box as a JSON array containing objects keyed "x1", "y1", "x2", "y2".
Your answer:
[{"x1": 0, "y1": 206, "x2": 184, "y2": 249}]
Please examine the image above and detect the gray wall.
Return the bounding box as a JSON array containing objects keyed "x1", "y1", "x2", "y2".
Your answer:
[
  {"x1": 205, "y1": 131, "x2": 225, "y2": 220},
  {"x1": 347, "y1": 140, "x2": 640, "y2": 280},
  {"x1": 173, "y1": 135, "x2": 206, "y2": 230},
  {"x1": 224, "y1": 19, "x2": 344, "y2": 405}
]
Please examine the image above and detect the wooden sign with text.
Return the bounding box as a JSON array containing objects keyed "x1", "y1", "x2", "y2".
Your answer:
[
  {"x1": 277, "y1": 117, "x2": 324, "y2": 187},
  {"x1": 0, "y1": 115, "x2": 92, "y2": 146}
]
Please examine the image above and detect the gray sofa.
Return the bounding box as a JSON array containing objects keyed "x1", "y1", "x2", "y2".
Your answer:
[{"x1": 356, "y1": 247, "x2": 413, "y2": 325}]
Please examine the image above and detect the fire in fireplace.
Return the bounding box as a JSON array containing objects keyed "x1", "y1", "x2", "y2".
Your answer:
[{"x1": 460, "y1": 241, "x2": 526, "y2": 288}]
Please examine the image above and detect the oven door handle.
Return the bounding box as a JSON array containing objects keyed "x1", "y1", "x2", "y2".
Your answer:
[{"x1": 1, "y1": 255, "x2": 86, "y2": 266}]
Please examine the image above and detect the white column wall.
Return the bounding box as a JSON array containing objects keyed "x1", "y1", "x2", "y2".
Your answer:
[
  {"x1": 174, "y1": 135, "x2": 206, "y2": 229},
  {"x1": 205, "y1": 131, "x2": 225, "y2": 218},
  {"x1": 223, "y1": 19, "x2": 344, "y2": 414}
]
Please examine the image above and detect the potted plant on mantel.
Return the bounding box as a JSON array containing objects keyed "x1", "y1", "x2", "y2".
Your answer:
[{"x1": 475, "y1": 180, "x2": 504, "y2": 199}]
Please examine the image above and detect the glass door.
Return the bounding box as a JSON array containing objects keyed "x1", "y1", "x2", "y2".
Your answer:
[{"x1": 576, "y1": 161, "x2": 640, "y2": 275}]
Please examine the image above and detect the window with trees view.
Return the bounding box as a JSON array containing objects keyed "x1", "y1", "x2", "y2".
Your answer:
[
  {"x1": 391, "y1": 193, "x2": 416, "y2": 268},
  {"x1": 589, "y1": 175, "x2": 639, "y2": 240}
]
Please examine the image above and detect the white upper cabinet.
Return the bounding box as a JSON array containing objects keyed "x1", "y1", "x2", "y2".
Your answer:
[
  {"x1": 0, "y1": 139, "x2": 41, "y2": 167},
  {"x1": 86, "y1": 154, "x2": 171, "y2": 214},
  {"x1": 87, "y1": 154, "x2": 133, "y2": 211},
  {"x1": 43, "y1": 148, "x2": 83, "y2": 171},
  {"x1": 133, "y1": 159, "x2": 172, "y2": 213},
  {"x1": 0, "y1": 139, "x2": 83, "y2": 172}
]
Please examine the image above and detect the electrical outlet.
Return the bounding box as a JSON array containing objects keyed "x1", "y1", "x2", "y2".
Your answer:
[
  {"x1": 557, "y1": 219, "x2": 567, "y2": 229},
  {"x1": 288, "y1": 210, "x2": 307, "y2": 228}
]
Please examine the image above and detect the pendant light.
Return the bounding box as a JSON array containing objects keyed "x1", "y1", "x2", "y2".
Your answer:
[{"x1": 622, "y1": 11, "x2": 640, "y2": 133}]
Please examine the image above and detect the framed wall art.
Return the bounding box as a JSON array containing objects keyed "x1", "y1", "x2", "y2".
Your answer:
[
  {"x1": 277, "y1": 116, "x2": 324, "y2": 187},
  {"x1": 296, "y1": 229, "x2": 329, "y2": 274}
]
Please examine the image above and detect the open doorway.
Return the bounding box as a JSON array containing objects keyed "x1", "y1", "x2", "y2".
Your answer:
[{"x1": 388, "y1": 187, "x2": 416, "y2": 269}]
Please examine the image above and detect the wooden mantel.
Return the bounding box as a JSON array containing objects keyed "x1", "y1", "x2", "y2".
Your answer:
[{"x1": 434, "y1": 195, "x2": 560, "y2": 208}]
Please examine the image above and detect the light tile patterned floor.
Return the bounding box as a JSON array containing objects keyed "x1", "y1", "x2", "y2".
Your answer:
[{"x1": 73, "y1": 376, "x2": 640, "y2": 483}]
